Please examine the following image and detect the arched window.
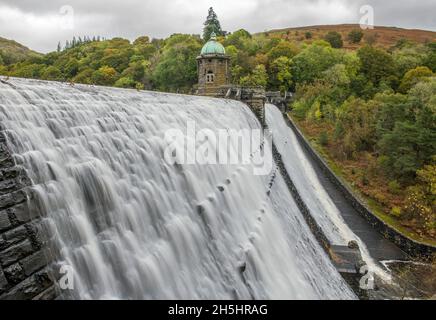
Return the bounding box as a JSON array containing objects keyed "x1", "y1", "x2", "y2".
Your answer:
[{"x1": 206, "y1": 70, "x2": 215, "y2": 83}]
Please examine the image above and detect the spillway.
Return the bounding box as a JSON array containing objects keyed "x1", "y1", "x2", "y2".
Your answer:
[
  {"x1": 0, "y1": 78, "x2": 355, "y2": 299},
  {"x1": 265, "y1": 104, "x2": 397, "y2": 278}
]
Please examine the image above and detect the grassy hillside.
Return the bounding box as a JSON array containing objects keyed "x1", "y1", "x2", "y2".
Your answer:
[
  {"x1": 259, "y1": 24, "x2": 436, "y2": 50},
  {"x1": 0, "y1": 37, "x2": 41, "y2": 65}
]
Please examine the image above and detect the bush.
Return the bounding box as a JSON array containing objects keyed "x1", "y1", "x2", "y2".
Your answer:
[
  {"x1": 305, "y1": 32, "x2": 313, "y2": 40},
  {"x1": 114, "y1": 76, "x2": 135, "y2": 88},
  {"x1": 318, "y1": 131, "x2": 329, "y2": 146},
  {"x1": 347, "y1": 30, "x2": 364, "y2": 44},
  {"x1": 390, "y1": 206, "x2": 402, "y2": 217},
  {"x1": 324, "y1": 31, "x2": 343, "y2": 48},
  {"x1": 388, "y1": 180, "x2": 402, "y2": 195}
]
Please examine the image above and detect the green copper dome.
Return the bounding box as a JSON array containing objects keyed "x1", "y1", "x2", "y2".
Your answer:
[{"x1": 200, "y1": 32, "x2": 225, "y2": 55}]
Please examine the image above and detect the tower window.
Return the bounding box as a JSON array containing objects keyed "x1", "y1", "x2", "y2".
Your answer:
[{"x1": 206, "y1": 71, "x2": 215, "y2": 83}]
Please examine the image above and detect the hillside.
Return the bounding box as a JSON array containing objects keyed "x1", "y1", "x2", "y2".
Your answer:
[
  {"x1": 0, "y1": 37, "x2": 41, "y2": 65},
  {"x1": 259, "y1": 24, "x2": 436, "y2": 49}
]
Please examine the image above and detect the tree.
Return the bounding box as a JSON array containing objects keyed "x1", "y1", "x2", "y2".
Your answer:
[
  {"x1": 133, "y1": 36, "x2": 150, "y2": 46},
  {"x1": 152, "y1": 34, "x2": 201, "y2": 92},
  {"x1": 223, "y1": 29, "x2": 251, "y2": 48},
  {"x1": 267, "y1": 41, "x2": 299, "y2": 62},
  {"x1": 57, "y1": 41, "x2": 62, "y2": 52},
  {"x1": 424, "y1": 42, "x2": 436, "y2": 72},
  {"x1": 324, "y1": 31, "x2": 343, "y2": 48},
  {"x1": 240, "y1": 65, "x2": 268, "y2": 87},
  {"x1": 269, "y1": 56, "x2": 293, "y2": 93},
  {"x1": 291, "y1": 41, "x2": 343, "y2": 84},
  {"x1": 72, "y1": 68, "x2": 94, "y2": 84},
  {"x1": 114, "y1": 76, "x2": 136, "y2": 88},
  {"x1": 402, "y1": 157, "x2": 436, "y2": 236},
  {"x1": 399, "y1": 66, "x2": 433, "y2": 93},
  {"x1": 347, "y1": 30, "x2": 363, "y2": 44},
  {"x1": 41, "y1": 66, "x2": 62, "y2": 81},
  {"x1": 203, "y1": 7, "x2": 224, "y2": 41},
  {"x1": 357, "y1": 45, "x2": 396, "y2": 86},
  {"x1": 92, "y1": 66, "x2": 118, "y2": 85}
]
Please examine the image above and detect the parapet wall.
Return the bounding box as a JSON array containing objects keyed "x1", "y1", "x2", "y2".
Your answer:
[
  {"x1": 285, "y1": 114, "x2": 436, "y2": 260},
  {"x1": 0, "y1": 132, "x2": 57, "y2": 299}
]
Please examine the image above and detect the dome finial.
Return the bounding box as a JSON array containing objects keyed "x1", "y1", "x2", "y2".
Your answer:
[{"x1": 210, "y1": 32, "x2": 217, "y2": 40}]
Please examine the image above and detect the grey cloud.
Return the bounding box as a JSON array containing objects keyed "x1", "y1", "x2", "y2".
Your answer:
[{"x1": 0, "y1": 0, "x2": 434, "y2": 53}]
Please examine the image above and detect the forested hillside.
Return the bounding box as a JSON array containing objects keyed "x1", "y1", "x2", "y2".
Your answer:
[
  {"x1": 0, "y1": 36, "x2": 41, "y2": 65},
  {"x1": 0, "y1": 24, "x2": 435, "y2": 241}
]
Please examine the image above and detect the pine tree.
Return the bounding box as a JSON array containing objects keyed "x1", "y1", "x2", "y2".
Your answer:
[
  {"x1": 203, "y1": 7, "x2": 223, "y2": 41},
  {"x1": 57, "y1": 41, "x2": 61, "y2": 52}
]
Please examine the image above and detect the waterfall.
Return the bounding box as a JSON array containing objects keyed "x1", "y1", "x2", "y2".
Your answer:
[{"x1": 0, "y1": 78, "x2": 355, "y2": 299}]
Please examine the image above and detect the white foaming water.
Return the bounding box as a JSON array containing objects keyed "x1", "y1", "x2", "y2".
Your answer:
[
  {"x1": 0, "y1": 78, "x2": 355, "y2": 299},
  {"x1": 265, "y1": 104, "x2": 388, "y2": 278}
]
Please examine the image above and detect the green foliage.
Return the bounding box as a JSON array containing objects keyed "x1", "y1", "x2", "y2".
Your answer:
[
  {"x1": 402, "y1": 158, "x2": 436, "y2": 236},
  {"x1": 152, "y1": 34, "x2": 201, "y2": 92},
  {"x1": 357, "y1": 45, "x2": 396, "y2": 85},
  {"x1": 305, "y1": 32, "x2": 313, "y2": 40},
  {"x1": 267, "y1": 41, "x2": 299, "y2": 61},
  {"x1": 114, "y1": 76, "x2": 135, "y2": 88},
  {"x1": 133, "y1": 36, "x2": 150, "y2": 46},
  {"x1": 203, "y1": 7, "x2": 224, "y2": 41},
  {"x1": 239, "y1": 65, "x2": 268, "y2": 88},
  {"x1": 224, "y1": 29, "x2": 252, "y2": 48},
  {"x1": 73, "y1": 68, "x2": 94, "y2": 84},
  {"x1": 399, "y1": 66, "x2": 433, "y2": 93},
  {"x1": 41, "y1": 66, "x2": 62, "y2": 81},
  {"x1": 393, "y1": 45, "x2": 428, "y2": 77},
  {"x1": 324, "y1": 31, "x2": 343, "y2": 48},
  {"x1": 291, "y1": 41, "x2": 343, "y2": 84},
  {"x1": 92, "y1": 66, "x2": 118, "y2": 85},
  {"x1": 269, "y1": 56, "x2": 293, "y2": 93},
  {"x1": 388, "y1": 180, "x2": 402, "y2": 195},
  {"x1": 0, "y1": 37, "x2": 41, "y2": 65},
  {"x1": 318, "y1": 131, "x2": 329, "y2": 146},
  {"x1": 347, "y1": 30, "x2": 364, "y2": 44}
]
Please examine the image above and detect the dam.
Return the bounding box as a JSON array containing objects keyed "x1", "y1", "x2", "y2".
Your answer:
[{"x1": 0, "y1": 77, "x2": 429, "y2": 300}]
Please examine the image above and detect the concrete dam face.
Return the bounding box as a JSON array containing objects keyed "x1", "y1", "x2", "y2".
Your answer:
[{"x1": 0, "y1": 77, "x2": 358, "y2": 299}]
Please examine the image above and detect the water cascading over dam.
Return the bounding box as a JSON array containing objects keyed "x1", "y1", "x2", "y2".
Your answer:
[{"x1": 0, "y1": 78, "x2": 356, "y2": 299}]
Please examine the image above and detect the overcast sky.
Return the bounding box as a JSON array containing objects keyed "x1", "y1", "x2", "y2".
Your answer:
[{"x1": 0, "y1": 0, "x2": 435, "y2": 53}]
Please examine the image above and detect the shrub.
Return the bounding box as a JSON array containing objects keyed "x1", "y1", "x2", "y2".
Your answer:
[
  {"x1": 390, "y1": 206, "x2": 402, "y2": 217},
  {"x1": 347, "y1": 30, "x2": 364, "y2": 44},
  {"x1": 318, "y1": 131, "x2": 329, "y2": 146},
  {"x1": 324, "y1": 31, "x2": 343, "y2": 48},
  {"x1": 388, "y1": 180, "x2": 402, "y2": 195}
]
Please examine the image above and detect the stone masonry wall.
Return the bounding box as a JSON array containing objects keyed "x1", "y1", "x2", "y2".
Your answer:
[{"x1": 0, "y1": 131, "x2": 57, "y2": 300}]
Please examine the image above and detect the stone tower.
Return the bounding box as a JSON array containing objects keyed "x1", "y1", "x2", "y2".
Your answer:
[{"x1": 196, "y1": 32, "x2": 230, "y2": 96}]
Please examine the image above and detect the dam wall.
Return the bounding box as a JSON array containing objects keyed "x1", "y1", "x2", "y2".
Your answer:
[{"x1": 0, "y1": 132, "x2": 56, "y2": 299}]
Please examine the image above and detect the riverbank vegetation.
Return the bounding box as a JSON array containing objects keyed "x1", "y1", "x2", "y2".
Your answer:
[
  {"x1": 288, "y1": 41, "x2": 435, "y2": 241},
  {"x1": 0, "y1": 19, "x2": 435, "y2": 241}
]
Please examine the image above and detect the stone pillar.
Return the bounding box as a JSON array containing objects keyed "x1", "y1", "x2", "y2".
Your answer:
[{"x1": 240, "y1": 87, "x2": 266, "y2": 126}]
